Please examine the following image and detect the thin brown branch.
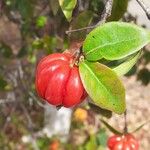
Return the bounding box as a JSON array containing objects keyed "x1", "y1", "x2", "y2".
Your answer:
[
  {"x1": 66, "y1": 0, "x2": 113, "y2": 34},
  {"x1": 136, "y1": 0, "x2": 150, "y2": 20},
  {"x1": 124, "y1": 110, "x2": 128, "y2": 133}
]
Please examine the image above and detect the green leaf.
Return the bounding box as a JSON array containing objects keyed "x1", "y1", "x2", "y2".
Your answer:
[
  {"x1": 0, "y1": 43, "x2": 13, "y2": 58},
  {"x1": 83, "y1": 22, "x2": 150, "y2": 61},
  {"x1": 101, "y1": 119, "x2": 122, "y2": 135},
  {"x1": 85, "y1": 135, "x2": 97, "y2": 150},
  {"x1": 11, "y1": 0, "x2": 34, "y2": 20},
  {"x1": 70, "y1": 11, "x2": 94, "y2": 41},
  {"x1": 90, "y1": 0, "x2": 104, "y2": 13},
  {"x1": 131, "y1": 120, "x2": 150, "y2": 133},
  {"x1": 36, "y1": 16, "x2": 47, "y2": 28},
  {"x1": 58, "y1": 0, "x2": 77, "y2": 21},
  {"x1": 108, "y1": 0, "x2": 128, "y2": 21},
  {"x1": 0, "y1": 76, "x2": 7, "y2": 90},
  {"x1": 96, "y1": 128, "x2": 108, "y2": 147},
  {"x1": 113, "y1": 52, "x2": 141, "y2": 76},
  {"x1": 79, "y1": 61, "x2": 126, "y2": 114}
]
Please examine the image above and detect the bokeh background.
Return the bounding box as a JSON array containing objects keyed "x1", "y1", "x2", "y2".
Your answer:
[{"x1": 0, "y1": 0, "x2": 150, "y2": 150}]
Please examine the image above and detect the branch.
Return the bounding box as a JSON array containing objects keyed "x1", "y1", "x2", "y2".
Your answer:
[
  {"x1": 29, "y1": 91, "x2": 46, "y2": 108},
  {"x1": 96, "y1": 0, "x2": 113, "y2": 26},
  {"x1": 124, "y1": 110, "x2": 128, "y2": 133},
  {"x1": 66, "y1": 0, "x2": 113, "y2": 34},
  {"x1": 136, "y1": 0, "x2": 150, "y2": 20}
]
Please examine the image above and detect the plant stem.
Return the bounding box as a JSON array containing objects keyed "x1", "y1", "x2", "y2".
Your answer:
[{"x1": 124, "y1": 110, "x2": 128, "y2": 134}]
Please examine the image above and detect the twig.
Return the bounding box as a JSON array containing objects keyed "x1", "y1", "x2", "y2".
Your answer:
[
  {"x1": 96, "y1": 0, "x2": 113, "y2": 26},
  {"x1": 66, "y1": 0, "x2": 113, "y2": 34},
  {"x1": 20, "y1": 103, "x2": 40, "y2": 150},
  {"x1": 136, "y1": 0, "x2": 150, "y2": 20},
  {"x1": 20, "y1": 103, "x2": 35, "y2": 130},
  {"x1": 124, "y1": 110, "x2": 128, "y2": 133},
  {"x1": 29, "y1": 91, "x2": 46, "y2": 108}
]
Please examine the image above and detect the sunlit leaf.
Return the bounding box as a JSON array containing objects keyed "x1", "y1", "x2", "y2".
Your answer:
[
  {"x1": 58, "y1": 0, "x2": 77, "y2": 21},
  {"x1": 79, "y1": 61, "x2": 126, "y2": 114},
  {"x1": 36, "y1": 16, "x2": 47, "y2": 28},
  {"x1": 113, "y1": 52, "x2": 141, "y2": 76},
  {"x1": 83, "y1": 22, "x2": 150, "y2": 61}
]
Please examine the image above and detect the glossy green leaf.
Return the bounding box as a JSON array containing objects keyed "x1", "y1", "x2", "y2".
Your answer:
[
  {"x1": 79, "y1": 61, "x2": 126, "y2": 114},
  {"x1": 108, "y1": 0, "x2": 128, "y2": 21},
  {"x1": 113, "y1": 52, "x2": 141, "y2": 76},
  {"x1": 58, "y1": 0, "x2": 77, "y2": 21},
  {"x1": 83, "y1": 22, "x2": 150, "y2": 61}
]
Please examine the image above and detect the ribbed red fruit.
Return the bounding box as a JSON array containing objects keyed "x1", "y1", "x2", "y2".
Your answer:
[
  {"x1": 107, "y1": 134, "x2": 139, "y2": 150},
  {"x1": 35, "y1": 53, "x2": 86, "y2": 107}
]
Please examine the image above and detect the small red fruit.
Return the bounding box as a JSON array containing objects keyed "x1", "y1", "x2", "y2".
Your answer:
[
  {"x1": 107, "y1": 134, "x2": 139, "y2": 150},
  {"x1": 35, "y1": 53, "x2": 86, "y2": 107},
  {"x1": 49, "y1": 140, "x2": 60, "y2": 150}
]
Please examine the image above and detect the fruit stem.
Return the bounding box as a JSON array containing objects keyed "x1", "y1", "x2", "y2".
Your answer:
[
  {"x1": 124, "y1": 110, "x2": 128, "y2": 134},
  {"x1": 71, "y1": 46, "x2": 84, "y2": 66},
  {"x1": 56, "y1": 105, "x2": 62, "y2": 110}
]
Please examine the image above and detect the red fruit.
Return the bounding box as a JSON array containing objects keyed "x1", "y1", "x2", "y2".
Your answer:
[
  {"x1": 35, "y1": 53, "x2": 86, "y2": 107},
  {"x1": 107, "y1": 134, "x2": 139, "y2": 150}
]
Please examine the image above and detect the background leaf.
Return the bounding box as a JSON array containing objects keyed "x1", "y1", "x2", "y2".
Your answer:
[
  {"x1": 79, "y1": 61, "x2": 126, "y2": 114},
  {"x1": 70, "y1": 11, "x2": 94, "y2": 41},
  {"x1": 108, "y1": 0, "x2": 128, "y2": 21},
  {"x1": 36, "y1": 16, "x2": 47, "y2": 28},
  {"x1": 0, "y1": 75, "x2": 7, "y2": 90},
  {"x1": 58, "y1": 0, "x2": 77, "y2": 21},
  {"x1": 83, "y1": 22, "x2": 150, "y2": 61},
  {"x1": 11, "y1": 0, "x2": 34, "y2": 20},
  {"x1": 131, "y1": 120, "x2": 150, "y2": 133},
  {"x1": 101, "y1": 119, "x2": 123, "y2": 135},
  {"x1": 112, "y1": 52, "x2": 141, "y2": 76},
  {"x1": 96, "y1": 128, "x2": 108, "y2": 147},
  {"x1": 85, "y1": 135, "x2": 97, "y2": 150}
]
